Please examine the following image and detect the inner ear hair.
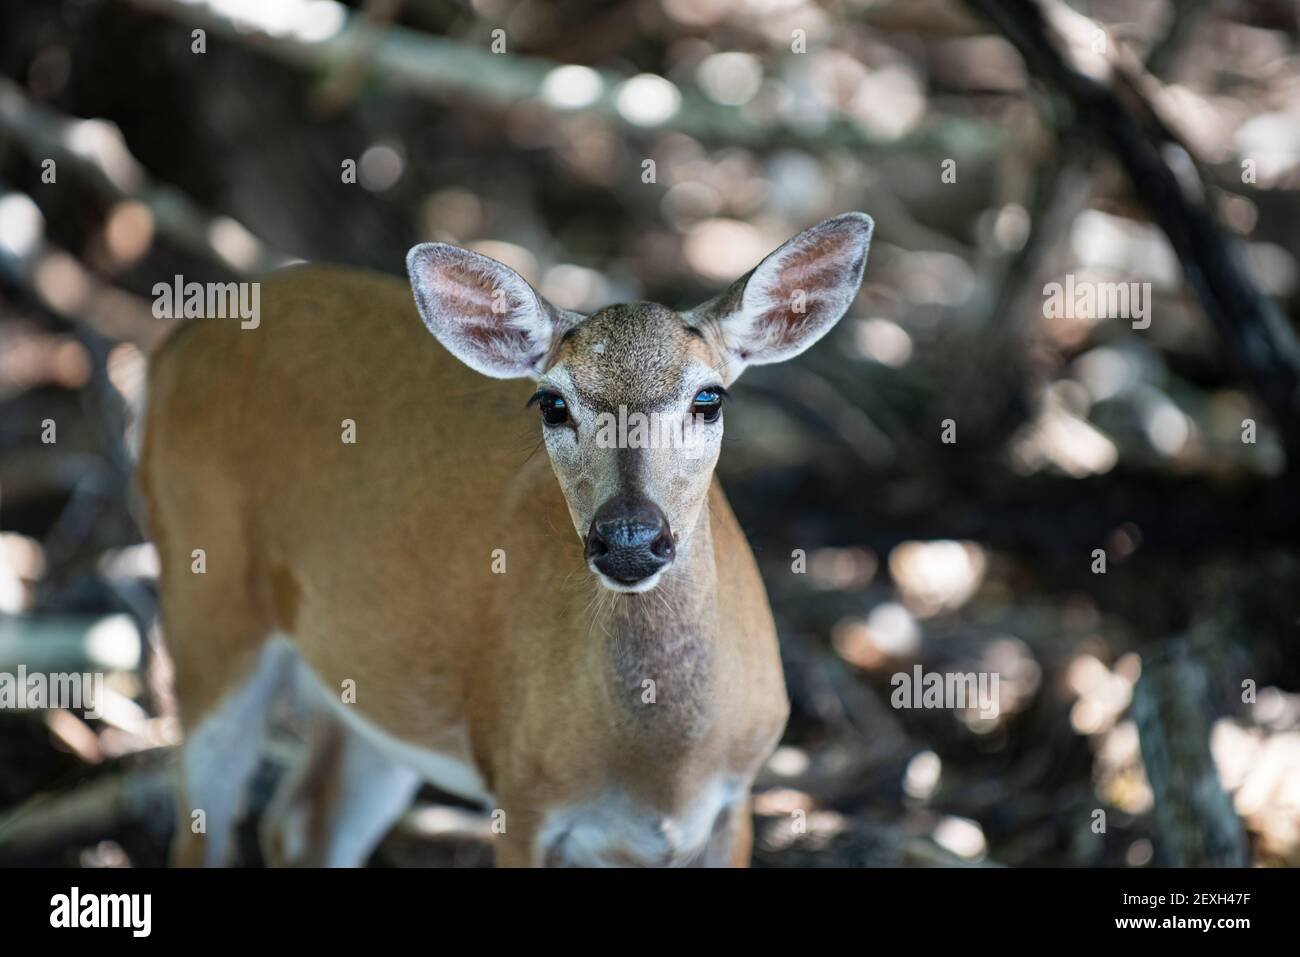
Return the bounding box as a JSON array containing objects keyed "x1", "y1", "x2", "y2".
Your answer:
[
  {"x1": 698, "y1": 212, "x2": 873, "y2": 372},
  {"x1": 407, "y1": 243, "x2": 575, "y2": 379}
]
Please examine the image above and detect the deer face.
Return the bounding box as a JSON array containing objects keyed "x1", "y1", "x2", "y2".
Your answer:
[{"x1": 408, "y1": 212, "x2": 873, "y2": 592}]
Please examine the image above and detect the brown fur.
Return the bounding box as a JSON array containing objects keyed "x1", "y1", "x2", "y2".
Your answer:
[
  {"x1": 551, "y1": 302, "x2": 713, "y2": 411},
  {"x1": 140, "y1": 264, "x2": 789, "y2": 866}
]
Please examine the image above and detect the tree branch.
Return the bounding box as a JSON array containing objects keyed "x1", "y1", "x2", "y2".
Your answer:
[
  {"x1": 963, "y1": 0, "x2": 1300, "y2": 465},
  {"x1": 119, "y1": 0, "x2": 1002, "y2": 159},
  {"x1": 0, "y1": 77, "x2": 289, "y2": 277}
]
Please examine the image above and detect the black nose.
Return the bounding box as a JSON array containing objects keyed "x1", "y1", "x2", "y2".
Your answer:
[{"x1": 585, "y1": 497, "x2": 675, "y2": 585}]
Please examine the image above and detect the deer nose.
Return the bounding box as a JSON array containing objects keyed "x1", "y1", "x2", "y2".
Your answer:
[{"x1": 585, "y1": 497, "x2": 675, "y2": 585}]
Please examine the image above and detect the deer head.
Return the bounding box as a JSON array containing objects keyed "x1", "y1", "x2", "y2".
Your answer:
[{"x1": 407, "y1": 212, "x2": 873, "y2": 592}]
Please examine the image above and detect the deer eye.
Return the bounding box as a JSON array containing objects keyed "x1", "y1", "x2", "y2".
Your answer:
[
  {"x1": 692, "y1": 387, "x2": 725, "y2": 423},
  {"x1": 528, "y1": 390, "x2": 570, "y2": 426}
]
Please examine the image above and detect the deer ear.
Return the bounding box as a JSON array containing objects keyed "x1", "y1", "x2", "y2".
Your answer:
[
  {"x1": 694, "y1": 213, "x2": 873, "y2": 380},
  {"x1": 407, "y1": 243, "x2": 562, "y2": 379}
]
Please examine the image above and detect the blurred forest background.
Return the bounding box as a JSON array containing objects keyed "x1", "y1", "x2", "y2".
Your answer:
[{"x1": 1, "y1": 0, "x2": 1298, "y2": 867}]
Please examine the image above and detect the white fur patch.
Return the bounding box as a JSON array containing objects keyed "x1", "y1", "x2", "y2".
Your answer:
[{"x1": 538, "y1": 777, "x2": 737, "y2": 867}]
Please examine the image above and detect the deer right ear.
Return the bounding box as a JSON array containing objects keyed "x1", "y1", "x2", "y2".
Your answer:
[
  {"x1": 407, "y1": 243, "x2": 562, "y2": 380},
  {"x1": 691, "y1": 212, "x2": 873, "y2": 382}
]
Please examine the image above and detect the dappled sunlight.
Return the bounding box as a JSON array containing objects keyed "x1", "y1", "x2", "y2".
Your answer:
[
  {"x1": 889, "y1": 540, "x2": 987, "y2": 618},
  {"x1": 0, "y1": 0, "x2": 1294, "y2": 876}
]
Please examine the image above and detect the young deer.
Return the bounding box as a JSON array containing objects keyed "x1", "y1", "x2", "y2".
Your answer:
[{"x1": 138, "y1": 212, "x2": 873, "y2": 867}]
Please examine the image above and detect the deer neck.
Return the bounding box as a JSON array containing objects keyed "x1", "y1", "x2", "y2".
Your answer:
[{"x1": 592, "y1": 505, "x2": 720, "y2": 752}]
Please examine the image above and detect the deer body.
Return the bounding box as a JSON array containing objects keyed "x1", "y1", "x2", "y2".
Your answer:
[{"x1": 140, "y1": 213, "x2": 872, "y2": 866}]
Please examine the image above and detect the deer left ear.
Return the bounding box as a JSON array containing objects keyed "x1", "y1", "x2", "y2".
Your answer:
[
  {"x1": 693, "y1": 212, "x2": 873, "y2": 380},
  {"x1": 407, "y1": 242, "x2": 569, "y2": 380}
]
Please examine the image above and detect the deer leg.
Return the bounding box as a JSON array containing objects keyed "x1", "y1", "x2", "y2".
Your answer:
[
  {"x1": 261, "y1": 705, "x2": 421, "y2": 868},
  {"x1": 171, "y1": 640, "x2": 290, "y2": 866}
]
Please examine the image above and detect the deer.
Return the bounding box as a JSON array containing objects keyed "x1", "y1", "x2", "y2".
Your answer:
[{"x1": 137, "y1": 212, "x2": 874, "y2": 867}]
